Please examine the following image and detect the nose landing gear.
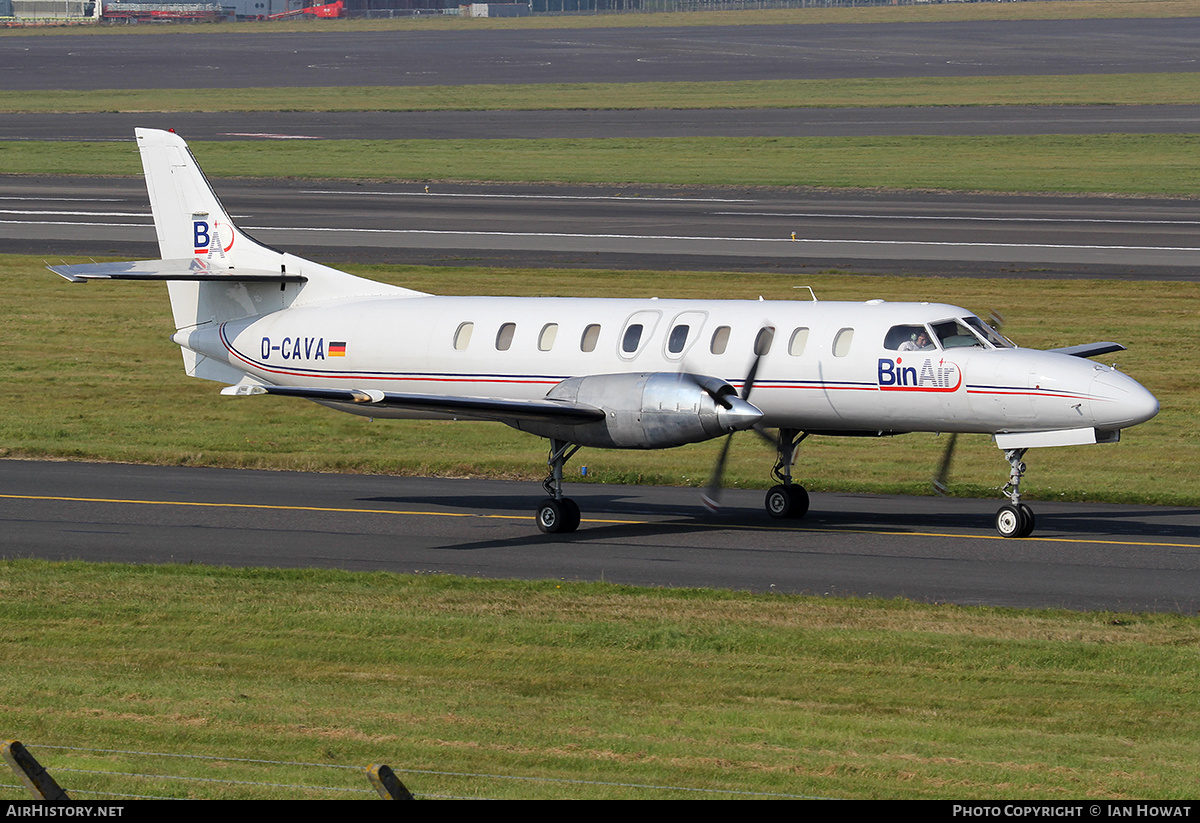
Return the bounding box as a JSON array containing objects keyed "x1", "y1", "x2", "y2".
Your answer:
[{"x1": 995, "y1": 448, "x2": 1035, "y2": 538}]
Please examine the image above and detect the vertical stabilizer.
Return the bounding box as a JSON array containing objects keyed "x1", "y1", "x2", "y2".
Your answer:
[
  {"x1": 134, "y1": 128, "x2": 422, "y2": 334},
  {"x1": 137, "y1": 127, "x2": 277, "y2": 267}
]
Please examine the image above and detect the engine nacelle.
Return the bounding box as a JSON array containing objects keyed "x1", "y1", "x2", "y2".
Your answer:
[{"x1": 515, "y1": 372, "x2": 763, "y2": 449}]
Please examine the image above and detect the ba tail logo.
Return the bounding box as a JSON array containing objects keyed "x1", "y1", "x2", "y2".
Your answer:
[
  {"x1": 878, "y1": 357, "x2": 962, "y2": 393},
  {"x1": 193, "y1": 220, "x2": 235, "y2": 256}
]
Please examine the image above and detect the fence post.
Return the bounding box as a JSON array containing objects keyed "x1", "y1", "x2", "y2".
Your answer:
[
  {"x1": 367, "y1": 764, "x2": 414, "y2": 800},
  {"x1": 2, "y1": 740, "x2": 69, "y2": 801}
]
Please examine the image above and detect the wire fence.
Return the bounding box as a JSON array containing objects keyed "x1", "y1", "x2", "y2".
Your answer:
[{"x1": 4, "y1": 742, "x2": 824, "y2": 800}]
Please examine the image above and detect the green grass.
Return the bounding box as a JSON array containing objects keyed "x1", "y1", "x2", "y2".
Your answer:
[
  {"x1": 4, "y1": 257, "x2": 1195, "y2": 505},
  {"x1": 7, "y1": 72, "x2": 1200, "y2": 113},
  {"x1": 7, "y1": 134, "x2": 1200, "y2": 194},
  {"x1": 1, "y1": 560, "x2": 1198, "y2": 799}
]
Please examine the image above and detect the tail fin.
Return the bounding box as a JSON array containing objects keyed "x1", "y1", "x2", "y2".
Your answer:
[
  {"x1": 133, "y1": 128, "x2": 422, "y2": 332},
  {"x1": 137, "y1": 127, "x2": 272, "y2": 267},
  {"x1": 51, "y1": 128, "x2": 424, "y2": 383}
]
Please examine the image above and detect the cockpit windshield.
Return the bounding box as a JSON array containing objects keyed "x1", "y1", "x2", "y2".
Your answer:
[
  {"x1": 885, "y1": 316, "x2": 1015, "y2": 351},
  {"x1": 930, "y1": 319, "x2": 986, "y2": 349},
  {"x1": 964, "y1": 315, "x2": 1015, "y2": 349}
]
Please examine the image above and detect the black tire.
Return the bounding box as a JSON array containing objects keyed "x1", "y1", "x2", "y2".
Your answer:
[
  {"x1": 1017, "y1": 503, "x2": 1036, "y2": 538},
  {"x1": 786, "y1": 485, "x2": 810, "y2": 519},
  {"x1": 561, "y1": 497, "x2": 581, "y2": 532},
  {"x1": 536, "y1": 497, "x2": 579, "y2": 534},
  {"x1": 996, "y1": 504, "x2": 1026, "y2": 538}
]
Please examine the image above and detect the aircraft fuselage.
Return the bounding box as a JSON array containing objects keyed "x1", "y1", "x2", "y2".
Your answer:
[{"x1": 174, "y1": 295, "x2": 1158, "y2": 442}]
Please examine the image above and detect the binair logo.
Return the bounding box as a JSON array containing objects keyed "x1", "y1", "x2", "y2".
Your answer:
[
  {"x1": 878, "y1": 357, "x2": 962, "y2": 393},
  {"x1": 193, "y1": 220, "x2": 235, "y2": 256}
]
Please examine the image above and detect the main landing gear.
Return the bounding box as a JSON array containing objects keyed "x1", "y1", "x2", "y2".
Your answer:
[
  {"x1": 764, "y1": 428, "x2": 809, "y2": 520},
  {"x1": 995, "y1": 447, "x2": 1035, "y2": 538},
  {"x1": 536, "y1": 438, "x2": 582, "y2": 534}
]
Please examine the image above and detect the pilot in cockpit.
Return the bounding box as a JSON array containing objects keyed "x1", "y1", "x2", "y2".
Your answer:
[{"x1": 899, "y1": 331, "x2": 932, "y2": 351}]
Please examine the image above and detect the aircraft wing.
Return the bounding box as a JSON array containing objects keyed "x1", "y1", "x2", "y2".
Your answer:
[
  {"x1": 1046, "y1": 342, "x2": 1126, "y2": 359},
  {"x1": 221, "y1": 384, "x2": 607, "y2": 424},
  {"x1": 48, "y1": 259, "x2": 306, "y2": 283}
]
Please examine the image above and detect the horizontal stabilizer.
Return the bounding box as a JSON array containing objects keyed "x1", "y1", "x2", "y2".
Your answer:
[
  {"x1": 222, "y1": 384, "x2": 607, "y2": 425},
  {"x1": 1047, "y1": 342, "x2": 1126, "y2": 359},
  {"x1": 49, "y1": 259, "x2": 306, "y2": 284}
]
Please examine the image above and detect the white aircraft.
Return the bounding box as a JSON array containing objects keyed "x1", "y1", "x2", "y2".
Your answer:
[{"x1": 51, "y1": 128, "x2": 1159, "y2": 538}]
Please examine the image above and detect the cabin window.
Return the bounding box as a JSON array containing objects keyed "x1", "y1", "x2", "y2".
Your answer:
[
  {"x1": 753, "y1": 326, "x2": 775, "y2": 356},
  {"x1": 580, "y1": 324, "x2": 601, "y2": 352},
  {"x1": 788, "y1": 327, "x2": 809, "y2": 356},
  {"x1": 833, "y1": 328, "x2": 854, "y2": 357},
  {"x1": 885, "y1": 324, "x2": 933, "y2": 351},
  {"x1": 538, "y1": 323, "x2": 558, "y2": 352},
  {"x1": 496, "y1": 322, "x2": 516, "y2": 351},
  {"x1": 664, "y1": 311, "x2": 706, "y2": 360},
  {"x1": 619, "y1": 311, "x2": 661, "y2": 359},
  {"x1": 622, "y1": 324, "x2": 643, "y2": 354},
  {"x1": 710, "y1": 326, "x2": 731, "y2": 355},
  {"x1": 453, "y1": 322, "x2": 473, "y2": 351},
  {"x1": 668, "y1": 324, "x2": 690, "y2": 354}
]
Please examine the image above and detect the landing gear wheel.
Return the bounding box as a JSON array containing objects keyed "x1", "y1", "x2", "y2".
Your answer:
[
  {"x1": 536, "y1": 497, "x2": 580, "y2": 534},
  {"x1": 766, "y1": 485, "x2": 809, "y2": 519},
  {"x1": 996, "y1": 503, "x2": 1029, "y2": 538},
  {"x1": 1017, "y1": 503, "x2": 1036, "y2": 538},
  {"x1": 765, "y1": 485, "x2": 791, "y2": 518}
]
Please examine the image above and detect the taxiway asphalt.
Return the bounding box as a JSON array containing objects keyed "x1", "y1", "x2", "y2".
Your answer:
[
  {"x1": 4, "y1": 460, "x2": 1198, "y2": 614},
  {"x1": 4, "y1": 18, "x2": 1198, "y2": 90}
]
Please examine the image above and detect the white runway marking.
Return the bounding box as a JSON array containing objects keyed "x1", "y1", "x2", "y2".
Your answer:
[
  {"x1": 717, "y1": 211, "x2": 1200, "y2": 227},
  {"x1": 247, "y1": 224, "x2": 1200, "y2": 254},
  {"x1": 298, "y1": 189, "x2": 755, "y2": 204}
]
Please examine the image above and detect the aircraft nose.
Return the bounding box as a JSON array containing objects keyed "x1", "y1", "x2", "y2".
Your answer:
[
  {"x1": 1091, "y1": 368, "x2": 1159, "y2": 429},
  {"x1": 717, "y1": 396, "x2": 764, "y2": 433}
]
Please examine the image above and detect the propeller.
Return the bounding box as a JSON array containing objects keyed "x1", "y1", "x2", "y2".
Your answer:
[
  {"x1": 931, "y1": 433, "x2": 957, "y2": 496},
  {"x1": 701, "y1": 354, "x2": 762, "y2": 512},
  {"x1": 930, "y1": 309, "x2": 1004, "y2": 495}
]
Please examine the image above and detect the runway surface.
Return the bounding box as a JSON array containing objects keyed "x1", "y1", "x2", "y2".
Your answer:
[
  {"x1": 7, "y1": 173, "x2": 1199, "y2": 278},
  {"x1": 4, "y1": 18, "x2": 1198, "y2": 90},
  {"x1": 4, "y1": 460, "x2": 1198, "y2": 614}
]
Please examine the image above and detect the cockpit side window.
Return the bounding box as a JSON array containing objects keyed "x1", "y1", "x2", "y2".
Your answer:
[
  {"x1": 931, "y1": 319, "x2": 985, "y2": 349},
  {"x1": 885, "y1": 324, "x2": 935, "y2": 351}
]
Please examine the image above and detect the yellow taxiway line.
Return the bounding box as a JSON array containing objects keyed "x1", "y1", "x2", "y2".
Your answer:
[{"x1": 3, "y1": 492, "x2": 1197, "y2": 550}]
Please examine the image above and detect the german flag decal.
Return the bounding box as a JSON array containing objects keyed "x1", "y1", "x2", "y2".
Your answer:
[{"x1": 328, "y1": 341, "x2": 347, "y2": 357}]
